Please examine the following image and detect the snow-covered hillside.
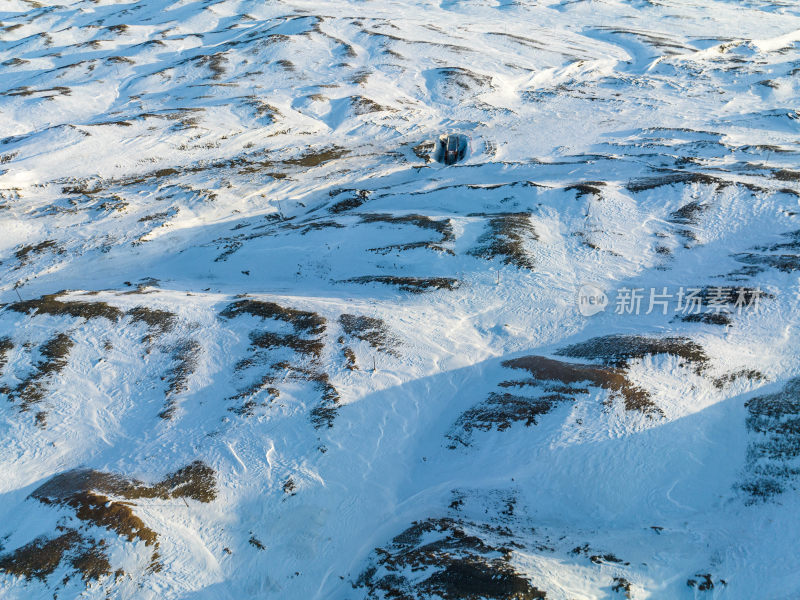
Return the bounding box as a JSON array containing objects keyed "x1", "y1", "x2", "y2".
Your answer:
[{"x1": 1, "y1": 0, "x2": 799, "y2": 598}]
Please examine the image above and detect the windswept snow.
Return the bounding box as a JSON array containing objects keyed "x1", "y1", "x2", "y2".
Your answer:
[{"x1": 1, "y1": 0, "x2": 800, "y2": 598}]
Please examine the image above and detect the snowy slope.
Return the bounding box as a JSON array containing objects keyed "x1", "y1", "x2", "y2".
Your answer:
[{"x1": 0, "y1": 0, "x2": 799, "y2": 598}]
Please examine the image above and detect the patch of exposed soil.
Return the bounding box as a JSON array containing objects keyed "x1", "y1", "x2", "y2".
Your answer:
[
  {"x1": 220, "y1": 299, "x2": 326, "y2": 335},
  {"x1": 0, "y1": 337, "x2": 12, "y2": 371},
  {"x1": 503, "y1": 355, "x2": 660, "y2": 415},
  {"x1": 556, "y1": 334, "x2": 709, "y2": 374},
  {"x1": 159, "y1": 339, "x2": 202, "y2": 419},
  {"x1": 354, "y1": 517, "x2": 547, "y2": 600},
  {"x1": 469, "y1": 212, "x2": 537, "y2": 269},
  {"x1": 9, "y1": 292, "x2": 123, "y2": 321},
  {"x1": 14, "y1": 240, "x2": 64, "y2": 266},
  {"x1": 740, "y1": 377, "x2": 800, "y2": 502},
  {"x1": 1, "y1": 332, "x2": 74, "y2": 414},
  {"x1": 339, "y1": 314, "x2": 398, "y2": 356},
  {"x1": 346, "y1": 275, "x2": 460, "y2": 293},
  {"x1": 448, "y1": 391, "x2": 571, "y2": 447},
  {"x1": 0, "y1": 530, "x2": 110, "y2": 584}
]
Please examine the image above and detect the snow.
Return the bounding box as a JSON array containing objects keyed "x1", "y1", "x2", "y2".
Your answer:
[{"x1": 1, "y1": 0, "x2": 800, "y2": 598}]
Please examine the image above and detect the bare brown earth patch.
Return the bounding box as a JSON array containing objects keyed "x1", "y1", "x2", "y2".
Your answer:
[
  {"x1": 740, "y1": 377, "x2": 800, "y2": 502},
  {"x1": 159, "y1": 339, "x2": 202, "y2": 419},
  {"x1": 354, "y1": 518, "x2": 547, "y2": 599},
  {"x1": 221, "y1": 300, "x2": 337, "y2": 425},
  {"x1": 9, "y1": 292, "x2": 123, "y2": 321},
  {"x1": 0, "y1": 463, "x2": 215, "y2": 587},
  {"x1": 14, "y1": 240, "x2": 64, "y2": 266},
  {"x1": 504, "y1": 356, "x2": 657, "y2": 414},
  {"x1": 448, "y1": 335, "x2": 719, "y2": 445},
  {"x1": 469, "y1": 212, "x2": 537, "y2": 269},
  {"x1": 0, "y1": 530, "x2": 110, "y2": 584},
  {"x1": 339, "y1": 314, "x2": 399, "y2": 356},
  {"x1": 1, "y1": 333, "x2": 74, "y2": 417},
  {"x1": 346, "y1": 275, "x2": 460, "y2": 293},
  {"x1": 556, "y1": 334, "x2": 709, "y2": 373}
]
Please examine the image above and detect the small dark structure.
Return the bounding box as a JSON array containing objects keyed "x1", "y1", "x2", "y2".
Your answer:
[{"x1": 436, "y1": 133, "x2": 468, "y2": 165}]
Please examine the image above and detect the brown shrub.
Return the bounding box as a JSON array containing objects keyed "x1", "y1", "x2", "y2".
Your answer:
[
  {"x1": 355, "y1": 518, "x2": 547, "y2": 599},
  {"x1": 359, "y1": 213, "x2": 454, "y2": 243},
  {"x1": 160, "y1": 340, "x2": 202, "y2": 420},
  {"x1": 220, "y1": 299, "x2": 326, "y2": 334},
  {"x1": 4, "y1": 333, "x2": 74, "y2": 412},
  {"x1": 14, "y1": 240, "x2": 62, "y2": 265},
  {"x1": 9, "y1": 292, "x2": 123, "y2": 321},
  {"x1": 250, "y1": 331, "x2": 324, "y2": 359},
  {"x1": 0, "y1": 336, "x2": 12, "y2": 370},
  {"x1": 339, "y1": 314, "x2": 398, "y2": 355},
  {"x1": 346, "y1": 275, "x2": 460, "y2": 293},
  {"x1": 0, "y1": 530, "x2": 111, "y2": 583},
  {"x1": 469, "y1": 212, "x2": 537, "y2": 269},
  {"x1": 556, "y1": 334, "x2": 709, "y2": 374},
  {"x1": 502, "y1": 356, "x2": 660, "y2": 416}
]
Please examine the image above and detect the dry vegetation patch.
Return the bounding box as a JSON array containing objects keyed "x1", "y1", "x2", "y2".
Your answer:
[
  {"x1": 127, "y1": 306, "x2": 178, "y2": 341},
  {"x1": 354, "y1": 518, "x2": 547, "y2": 600},
  {"x1": 221, "y1": 300, "x2": 337, "y2": 425},
  {"x1": 448, "y1": 336, "x2": 708, "y2": 445},
  {"x1": 359, "y1": 213, "x2": 454, "y2": 242},
  {"x1": 469, "y1": 212, "x2": 537, "y2": 269},
  {"x1": 0, "y1": 337, "x2": 12, "y2": 371},
  {"x1": 733, "y1": 229, "x2": 800, "y2": 275},
  {"x1": 221, "y1": 299, "x2": 326, "y2": 335},
  {"x1": 9, "y1": 292, "x2": 123, "y2": 322},
  {"x1": 338, "y1": 314, "x2": 398, "y2": 356},
  {"x1": 503, "y1": 356, "x2": 658, "y2": 415},
  {"x1": 328, "y1": 189, "x2": 370, "y2": 214},
  {"x1": 0, "y1": 530, "x2": 110, "y2": 584},
  {"x1": 626, "y1": 172, "x2": 724, "y2": 193},
  {"x1": 13, "y1": 240, "x2": 63, "y2": 266},
  {"x1": 159, "y1": 340, "x2": 203, "y2": 420},
  {"x1": 346, "y1": 275, "x2": 460, "y2": 293},
  {"x1": 1, "y1": 333, "x2": 74, "y2": 416},
  {"x1": 556, "y1": 334, "x2": 709, "y2": 374},
  {"x1": 740, "y1": 377, "x2": 800, "y2": 502},
  {"x1": 1, "y1": 463, "x2": 215, "y2": 587},
  {"x1": 448, "y1": 391, "x2": 570, "y2": 447}
]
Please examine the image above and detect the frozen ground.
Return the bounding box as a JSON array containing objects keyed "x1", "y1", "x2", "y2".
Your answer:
[{"x1": 0, "y1": 0, "x2": 799, "y2": 598}]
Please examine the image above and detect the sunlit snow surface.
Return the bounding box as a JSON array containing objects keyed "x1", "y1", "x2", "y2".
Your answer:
[{"x1": 1, "y1": 0, "x2": 800, "y2": 598}]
